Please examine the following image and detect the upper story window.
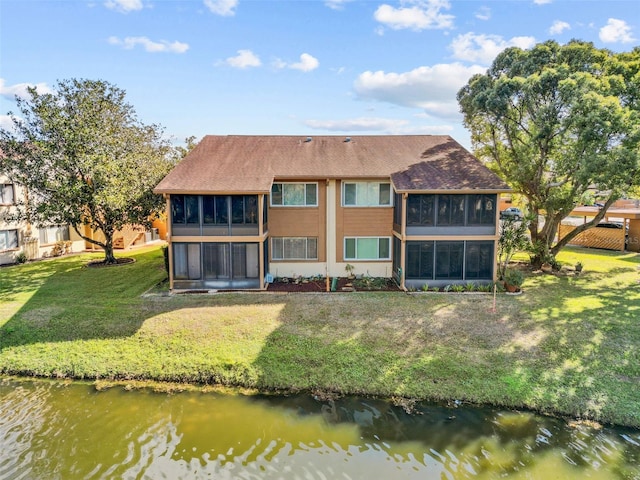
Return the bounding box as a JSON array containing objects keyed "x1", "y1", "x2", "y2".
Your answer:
[
  {"x1": 343, "y1": 182, "x2": 392, "y2": 207},
  {"x1": 202, "y1": 196, "x2": 229, "y2": 225},
  {"x1": 406, "y1": 194, "x2": 496, "y2": 227},
  {"x1": 0, "y1": 184, "x2": 15, "y2": 205},
  {"x1": 171, "y1": 195, "x2": 199, "y2": 225},
  {"x1": 232, "y1": 195, "x2": 258, "y2": 224},
  {"x1": 271, "y1": 183, "x2": 317, "y2": 207}
]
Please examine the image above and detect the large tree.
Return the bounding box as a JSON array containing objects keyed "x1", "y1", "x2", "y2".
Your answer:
[
  {"x1": 458, "y1": 40, "x2": 640, "y2": 264},
  {"x1": 0, "y1": 78, "x2": 176, "y2": 264}
]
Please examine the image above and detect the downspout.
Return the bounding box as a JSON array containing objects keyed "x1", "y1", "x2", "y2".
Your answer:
[
  {"x1": 165, "y1": 194, "x2": 174, "y2": 291},
  {"x1": 400, "y1": 192, "x2": 408, "y2": 291},
  {"x1": 325, "y1": 179, "x2": 330, "y2": 292},
  {"x1": 259, "y1": 193, "x2": 266, "y2": 290}
]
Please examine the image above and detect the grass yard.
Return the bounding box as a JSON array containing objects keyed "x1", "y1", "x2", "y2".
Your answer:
[{"x1": 0, "y1": 245, "x2": 639, "y2": 427}]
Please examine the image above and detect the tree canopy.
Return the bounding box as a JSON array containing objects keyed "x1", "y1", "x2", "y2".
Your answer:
[
  {"x1": 0, "y1": 78, "x2": 176, "y2": 263},
  {"x1": 458, "y1": 40, "x2": 640, "y2": 263}
]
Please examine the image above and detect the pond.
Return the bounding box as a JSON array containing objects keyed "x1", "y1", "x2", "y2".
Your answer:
[{"x1": 0, "y1": 379, "x2": 638, "y2": 479}]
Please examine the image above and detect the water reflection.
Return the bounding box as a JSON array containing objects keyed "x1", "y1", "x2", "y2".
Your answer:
[{"x1": 0, "y1": 379, "x2": 638, "y2": 479}]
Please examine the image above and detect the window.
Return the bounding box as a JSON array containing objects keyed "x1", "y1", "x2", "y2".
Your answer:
[
  {"x1": 344, "y1": 237, "x2": 391, "y2": 260},
  {"x1": 435, "y1": 241, "x2": 464, "y2": 279},
  {"x1": 272, "y1": 237, "x2": 318, "y2": 260},
  {"x1": 406, "y1": 194, "x2": 497, "y2": 227},
  {"x1": 232, "y1": 195, "x2": 258, "y2": 224},
  {"x1": 173, "y1": 243, "x2": 201, "y2": 280},
  {"x1": 437, "y1": 195, "x2": 465, "y2": 226},
  {"x1": 203, "y1": 243, "x2": 230, "y2": 279},
  {"x1": 171, "y1": 195, "x2": 199, "y2": 225},
  {"x1": 465, "y1": 242, "x2": 493, "y2": 279},
  {"x1": 407, "y1": 195, "x2": 435, "y2": 226},
  {"x1": 343, "y1": 182, "x2": 392, "y2": 207},
  {"x1": 0, "y1": 184, "x2": 15, "y2": 205},
  {"x1": 202, "y1": 196, "x2": 229, "y2": 225},
  {"x1": 38, "y1": 225, "x2": 70, "y2": 244},
  {"x1": 0, "y1": 229, "x2": 18, "y2": 251},
  {"x1": 271, "y1": 183, "x2": 317, "y2": 207},
  {"x1": 467, "y1": 194, "x2": 496, "y2": 226},
  {"x1": 406, "y1": 241, "x2": 434, "y2": 279}
]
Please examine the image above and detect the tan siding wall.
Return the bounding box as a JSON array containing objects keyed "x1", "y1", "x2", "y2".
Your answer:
[
  {"x1": 335, "y1": 181, "x2": 394, "y2": 261},
  {"x1": 267, "y1": 181, "x2": 326, "y2": 262},
  {"x1": 627, "y1": 219, "x2": 640, "y2": 252}
]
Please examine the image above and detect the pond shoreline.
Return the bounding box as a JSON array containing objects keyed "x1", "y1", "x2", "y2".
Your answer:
[{"x1": 1, "y1": 246, "x2": 639, "y2": 428}]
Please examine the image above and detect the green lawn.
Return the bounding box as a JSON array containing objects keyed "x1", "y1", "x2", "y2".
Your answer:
[{"x1": 1, "y1": 245, "x2": 639, "y2": 427}]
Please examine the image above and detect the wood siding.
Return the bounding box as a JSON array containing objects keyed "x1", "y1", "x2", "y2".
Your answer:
[
  {"x1": 267, "y1": 180, "x2": 326, "y2": 262},
  {"x1": 558, "y1": 224, "x2": 626, "y2": 251},
  {"x1": 335, "y1": 180, "x2": 393, "y2": 261}
]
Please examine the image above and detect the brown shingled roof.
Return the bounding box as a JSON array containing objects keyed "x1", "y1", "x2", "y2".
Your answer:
[{"x1": 154, "y1": 135, "x2": 510, "y2": 194}]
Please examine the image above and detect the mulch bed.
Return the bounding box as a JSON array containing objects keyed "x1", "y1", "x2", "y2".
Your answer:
[
  {"x1": 266, "y1": 277, "x2": 401, "y2": 293},
  {"x1": 86, "y1": 258, "x2": 136, "y2": 268}
]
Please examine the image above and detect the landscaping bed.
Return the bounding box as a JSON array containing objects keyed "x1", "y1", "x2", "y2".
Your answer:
[{"x1": 267, "y1": 277, "x2": 401, "y2": 292}]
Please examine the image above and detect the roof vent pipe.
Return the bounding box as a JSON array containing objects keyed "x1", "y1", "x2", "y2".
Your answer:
[
  {"x1": 345, "y1": 137, "x2": 351, "y2": 142},
  {"x1": 305, "y1": 136, "x2": 312, "y2": 142}
]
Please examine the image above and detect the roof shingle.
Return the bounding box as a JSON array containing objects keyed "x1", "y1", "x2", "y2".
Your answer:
[{"x1": 154, "y1": 135, "x2": 509, "y2": 194}]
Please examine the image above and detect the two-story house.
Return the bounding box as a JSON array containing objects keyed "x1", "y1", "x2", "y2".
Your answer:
[
  {"x1": 154, "y1": 135, "x2": 510, "y2": 291},
  {"x1": 0, "y1": 174, "x2": 85, "y2": 265}
]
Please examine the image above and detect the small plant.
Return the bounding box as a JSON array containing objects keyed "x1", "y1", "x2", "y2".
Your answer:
[
  {"x1": 477, "y1": 283, "x2": 492, "y2": 293},
  {"x1": 575, "y1": 261, "x2": 583, "y2": 273},
  {"x1": 465, "y1": 282, "x2": 477, "y2": 292},
  {"x1": 503, "y1": 268, "x2": 525, "y2": 291},
  {"x1": 443, "y1": 284, "x2": 452, "y2": 292},
  {"x1": 451, "y1": 284, "x2": 465, "y2": 292},
  {"x1": 15, "y1": 251, "x2": 28, "y2": 264},
  {"x1": 421, "y1": 283, "x2": 429, "y2": 292},
  {"x1": 345, "y1": 263, "x2": 355, "y2": 278}
]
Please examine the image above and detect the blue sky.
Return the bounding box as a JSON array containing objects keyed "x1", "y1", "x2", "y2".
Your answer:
[{"x1": 1, "y1": 0, "x2": 638, "y2": 149}]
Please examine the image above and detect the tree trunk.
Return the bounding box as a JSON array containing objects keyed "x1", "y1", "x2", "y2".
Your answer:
[{"x1": 103, "y1": 231, "x2": 117, "y2": 264}]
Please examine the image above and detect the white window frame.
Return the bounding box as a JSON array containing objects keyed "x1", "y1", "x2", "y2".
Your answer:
[
  {"x1": 270, "y1": 182, "x2": 318, "y2": 207},
  {"x1": 0, "y1": 184, "x2": 15, "y2": 205},
  {"x1": 344, "y1": 236, "x2": 391, "y2": 261},
  {"x1": 38, "y1": 225, "x2": 70, "y2": 245},
  {"x1": 272, "y1": 237, "x2": 318, "y2": 260},
  {"x1": 342, "y1": 181, "x2": 392, "y2": 207},
  {"x1": 0, "y1": 229, "x2": 19, "y2": 251}
]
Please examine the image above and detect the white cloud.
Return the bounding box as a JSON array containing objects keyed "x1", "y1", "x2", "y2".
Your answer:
[
  {"x1": 549, "y1": 20, "x2": 570, "y2": 35},
  {"x1": 224, "y1": 49, "x2": 261, "y2": 68},
  {"x1": 0, "y1": 115, "x2": 17, "y2": 131},
  {"x1": 108, "y1": 36, "x2": 189, "y2": 53},
  {"x1": 304, "y1": 117, "x2": 409, "y2": 131},
  {"x1": 533, "y1": 0, "x2": 552, "y2": 4},
  {"x1": 475, "y1": 6, "x2": 490, "y2": 21},
  {"x1": 0, "y1": 78, "x2": 52, "y2": 100},
  {"x1": 104, "y1": 0, "x2": 143, "y2": 13},
  {"x1": 374, "y1": 0, "x2": 454, "y2": 31},
  {"x1": 325, "y1": 0, "x2": 352, "y2": 10},
  {"x1": 354, "y1": 63, "x2": 485, "y2": 120},
  {"x1": 273, "y1": 53, "x2": 319, "y2": 72},
  {"x1": 599, "y1": 18, "x2": 635, "y2": 44},
  {"x1": 203, "y1": 0, "x2": 238, "y2": 16},
  {"x1": 449, "y1": 32, "x2": 536, "y2": 65}
]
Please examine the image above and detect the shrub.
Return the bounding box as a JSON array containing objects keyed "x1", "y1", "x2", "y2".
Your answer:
[
  {"x1": 504, "y1": 268, "x2": 525, "y2": 288},
  {"x1": 15, "y1": 251, "x2": 28, "y2": 264}
]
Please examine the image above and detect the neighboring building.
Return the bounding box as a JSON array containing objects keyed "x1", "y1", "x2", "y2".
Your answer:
[
  {"x1": 0, "y1": 174, "x2": 85, "y2": 265},
  {"x1": 154, "y1": 135, "x2": 510, "y2": 290}
]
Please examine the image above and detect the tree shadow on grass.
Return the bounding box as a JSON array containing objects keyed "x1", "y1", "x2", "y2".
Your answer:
[{"x1": 0, "y1": 249, "x2": 168, "y2": 347}]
